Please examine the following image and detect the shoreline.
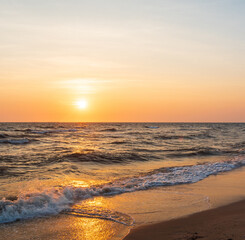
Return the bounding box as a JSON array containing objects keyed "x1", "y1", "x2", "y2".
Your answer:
[
  {"x1": 124, "y1": 199, "x2": 245, "y2": 240},
  {"x1": 1, "y1": 165, "x2": 245, "y2": 240},
  {"x1": 0, "y1": 167, "x2": 245, "y2": 240}
]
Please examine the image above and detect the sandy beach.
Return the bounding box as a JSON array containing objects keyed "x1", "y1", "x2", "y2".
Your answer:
[{"x1": 124, "y1": 199, "x2": 245, "y2": 240}]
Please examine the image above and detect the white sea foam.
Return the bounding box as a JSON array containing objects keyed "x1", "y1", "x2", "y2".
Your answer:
[
  {"x1": 145, "y1": 126, "x2": 159, "y2": 129},
  {"x1": 63, "y1": 206, "x2": 134, "y2": 225},
  {"x1": 0, "y1": 158, "x2": 244, "y2": 224}
]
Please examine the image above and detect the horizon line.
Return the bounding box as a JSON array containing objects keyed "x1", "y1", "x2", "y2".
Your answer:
[{"x1": 0, "y1": 121, "x2": 244, "y2": 124}]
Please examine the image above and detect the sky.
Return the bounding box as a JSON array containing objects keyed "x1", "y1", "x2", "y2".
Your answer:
[{"x1": 0, "y1": 0, "x2": 244, "y2": 122}]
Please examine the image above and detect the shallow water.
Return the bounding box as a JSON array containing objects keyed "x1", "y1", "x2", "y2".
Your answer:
[{"x1": 0, "y1": 123, "x2": 245, "y2": 225}]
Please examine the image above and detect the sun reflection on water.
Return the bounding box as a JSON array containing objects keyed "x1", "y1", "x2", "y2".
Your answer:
[
  {"x1": 70, "y1": 180, "x2": 92, "y2": 188},
  {"x1": 0, "y1": 213, "x2": 130, "y2": 240}
]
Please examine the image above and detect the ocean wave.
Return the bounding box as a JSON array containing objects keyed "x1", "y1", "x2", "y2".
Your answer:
[
  {"x1": 0, "y1": 166, "x2": 8, "y2": 175},
  {"x1": 66, "y1": 151, "x2": 150, "y2": 163},
  {"x1": 100, "y1": 128, "x2": 118, "y2": 132},
  {"x1": 155, "y1": 133, "x2": 213, "y2": 140},
  {"x1": 31, "y1": 129, "x2": 78, "y2": 134},
  {"x1": 168, "y1": 147, "x2": 244, "y2": 157},
  {"x1": 65, "y1": 146, "x2": 241, "y2": 164},
  {"x1": 231, "y1": 141, "x2": 245, "y2": 149},
  {"x1": 133, "y1": 148, "x2": 163, "y2": 153},
  {"x1": 0, "y1": 158, "x2": 244, "y2": 224},
  {"x1": 0, "y1": 134, "x2": 8, "y2": 138},
  {"x1": 126, "y1": 131, "x2": 143, "y2": 135},
  {"x1": 13, "y1": 128, "x2": 79, "y2": 134},
  {"x1": 165, "y1": 147, "x2": 221, "y2": 157},
  {"x1": 0, "y1": 139, "x2": 30, "y2": 145},
  {"x1": 110, "y1": 141, "x2": 128, "y2": 145},
  {"x1": 132, "y1": 146, "x2": 241, "y2": 157}
]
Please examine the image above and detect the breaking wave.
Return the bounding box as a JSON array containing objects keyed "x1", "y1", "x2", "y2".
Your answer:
[{"x1": 0, "y1": 158, "x2": 244, "y2": 224}]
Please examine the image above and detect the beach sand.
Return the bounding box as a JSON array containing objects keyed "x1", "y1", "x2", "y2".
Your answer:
[
  {"x1": 123, "y1": 167, "x2": 245, "y2": 240},
  {"x1": 124, "y1": 199, "x2": 245, "y2": 240}
]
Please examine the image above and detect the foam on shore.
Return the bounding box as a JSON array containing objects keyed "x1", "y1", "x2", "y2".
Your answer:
[{"x1": 0, "y1": 157, "x2": 244, "y2": 224}]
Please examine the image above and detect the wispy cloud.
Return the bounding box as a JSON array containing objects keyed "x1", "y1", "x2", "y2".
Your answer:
[{"x1": 58, "y1": 78, "x2": 112, "y2": 95}]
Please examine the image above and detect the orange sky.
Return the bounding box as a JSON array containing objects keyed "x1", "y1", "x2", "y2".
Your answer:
[{"x1": 0, "y1": 0, "x2": 244, "y2": 122}]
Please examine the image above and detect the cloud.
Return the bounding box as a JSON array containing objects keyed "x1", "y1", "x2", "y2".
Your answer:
[{"x1": 58, "y1": 78, "x2": 112, "y2": 95}]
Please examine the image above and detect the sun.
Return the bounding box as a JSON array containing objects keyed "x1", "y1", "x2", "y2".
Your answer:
[{"x1": 74, "y1": 99, "x2": 88, "y2": 110}]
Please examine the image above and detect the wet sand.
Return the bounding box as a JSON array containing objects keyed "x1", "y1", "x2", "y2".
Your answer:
[
  {"x1": 124, "y1": 199, "x2": 245, "y2": 240},
  {"x1": 0, "y1": 214, "x2": 130, "y2": 240}
]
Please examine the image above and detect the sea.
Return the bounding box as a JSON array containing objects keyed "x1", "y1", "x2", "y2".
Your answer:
[{"x1": 0, "y1": 122, "x2": 245, "y2": 227}]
